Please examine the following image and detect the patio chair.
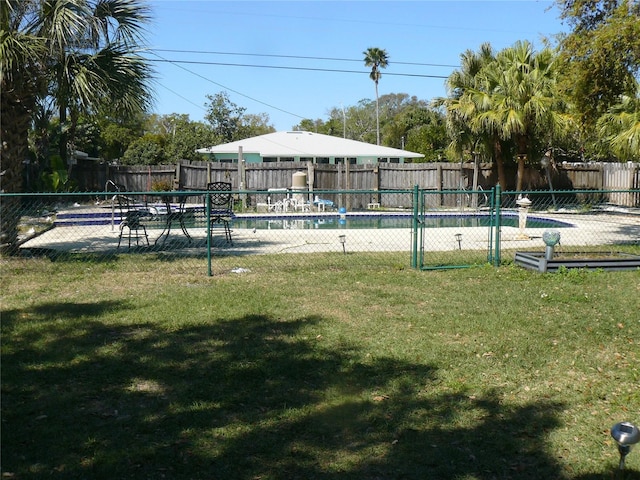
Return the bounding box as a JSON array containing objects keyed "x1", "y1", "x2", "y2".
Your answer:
[
  {"x1": 154, "y1": 194, "x2": 192, "y2": 246},
  {"x1": 116, "y1": 193, "x2": 149, "y2": 249},
  {"x1": 206, "y1": 182, "x2": 234, "y2": 244}
]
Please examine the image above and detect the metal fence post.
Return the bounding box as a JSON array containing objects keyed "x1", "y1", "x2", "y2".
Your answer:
[
  {"x1": 493, "y1": 185, "x2": 502, "y2": 266},
  {"x1": 412, "y1": 184, "x2": 419, "y2": 269},
  {"x1": 206, "y1": 192, "x2": 212, "y2": 276}
]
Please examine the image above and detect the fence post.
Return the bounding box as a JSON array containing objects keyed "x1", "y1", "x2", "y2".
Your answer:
[
  {"x1": 174, "y1": 162, "x2": 181, "y2": 190},
  {"x1": 412, "y1": 184, "x2": 419, "y2": 269},
  {"x1": 493, "y1": 185, "x2": 502, "y2": 266},
  {"x1": 206, "y1": 193, "x2": 212, "y2": 276},
  {"x1": 436, "y1": 163, "x2": 443, "y2": 207}
]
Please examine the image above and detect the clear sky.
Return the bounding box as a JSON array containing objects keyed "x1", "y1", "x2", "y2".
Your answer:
[{"x1": 145, "y1": 1, "x2": 568, "y2": 131}]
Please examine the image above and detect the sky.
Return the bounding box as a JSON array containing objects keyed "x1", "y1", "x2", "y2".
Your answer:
[{"x1": 145, "y1": 1, "x2": 569, "y2": 131}]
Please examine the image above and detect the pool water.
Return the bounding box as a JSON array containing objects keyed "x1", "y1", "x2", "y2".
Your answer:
[{"x1": 231, "y1": 214, "x2": 573, "y2": 230}]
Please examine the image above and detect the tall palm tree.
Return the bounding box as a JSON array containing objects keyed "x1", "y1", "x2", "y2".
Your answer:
[
  {"x1": 0, "y1": 0, "x2": 153, "y2": 252},
  {"x1": 363, "y1": 47, "x2": 389, "y2": 145}
]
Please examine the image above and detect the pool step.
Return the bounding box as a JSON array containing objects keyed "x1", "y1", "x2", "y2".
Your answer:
[{"x1": 54, "y1": 211, "x2": 117, "y2": 227}]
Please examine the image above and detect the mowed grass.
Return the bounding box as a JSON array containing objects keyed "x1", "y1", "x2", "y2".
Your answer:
[{"x1": 1, "y1": 253, "x2": 639, "y2": 480}]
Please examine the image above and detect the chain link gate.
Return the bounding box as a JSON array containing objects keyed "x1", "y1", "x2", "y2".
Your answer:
[{"x1": 415, "y1": 187, "x2": 497, "y2": 270}]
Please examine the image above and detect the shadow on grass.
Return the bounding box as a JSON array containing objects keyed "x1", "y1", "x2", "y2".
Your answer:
[{"x1": 2, "y1": 300, "x2": 630, "y2": 479}]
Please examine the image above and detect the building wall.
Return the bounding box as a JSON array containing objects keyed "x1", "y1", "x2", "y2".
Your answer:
[{"x1": 205, "y1": 153, "x2": 407, "y2": 164}]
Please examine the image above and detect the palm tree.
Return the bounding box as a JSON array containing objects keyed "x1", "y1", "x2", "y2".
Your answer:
[
  {"x1": 363, "y1": 47, "x2": 389, "y2": 145},
  {"x1": 0, "y1": 0, "x2": 153, "y2": 252},
  {"x1": 438, "y1": 41, "x2": 566, "y2": 191},
  {"x1": 1, "y1": 0, "x2": 48, "y2": 250},
  {"x1": 597, "y1": 87, "x2": 640, "y2": 160},
  {"x1": 482, "y1": 41, "x2": 567, "y2": 191},
  {"x1": 435, "y1": 43, "x2": 510, "y2": 188}
]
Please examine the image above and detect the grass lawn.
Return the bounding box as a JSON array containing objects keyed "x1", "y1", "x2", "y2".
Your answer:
[{"x1": 1, "y1": 254, "x2": 639, "y2": 479}]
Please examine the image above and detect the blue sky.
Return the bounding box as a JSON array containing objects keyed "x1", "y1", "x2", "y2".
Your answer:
[{"x1": 145, "y1": 1, "x2": 568, "y2": 131}]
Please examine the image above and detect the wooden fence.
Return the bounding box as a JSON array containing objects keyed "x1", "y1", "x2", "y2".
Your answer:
[{"x1": 73, "y1": 160, "x2": 640, "y2": 208}]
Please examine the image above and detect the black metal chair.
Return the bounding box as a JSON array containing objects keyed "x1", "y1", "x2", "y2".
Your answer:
[
  {"x1": 206, "y1": 182, "x2": 234, "y2": 244},
  {"x1": 154, "y1": 194, "x2": 192, "y2": 246},
  {"x1": 116, "y1": 193, "x2": 149, "y2": 249}
]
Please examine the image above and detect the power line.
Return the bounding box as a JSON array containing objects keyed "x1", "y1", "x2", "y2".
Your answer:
[
  {"x1": 156, "y1": 82, "x2": 206, "y2": 112},
  {"x1": 152, "y1": 48, "x2": 460, "y2": 69},
  {"x1": 149, "y1": 52, "x2": 307, "y2": 120},
  {"x1": 145, "y1": 57, "x2": 451, "y2": 80}
]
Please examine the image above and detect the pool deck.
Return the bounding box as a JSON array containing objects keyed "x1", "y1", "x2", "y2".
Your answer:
[{"x1": 17, "y1": 206, "x2": 640, "y2": 256}]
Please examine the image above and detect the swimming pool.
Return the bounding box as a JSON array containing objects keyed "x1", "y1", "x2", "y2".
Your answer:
[{"x1": 231, "y1": 213, "x2": 574, "y2": 230}]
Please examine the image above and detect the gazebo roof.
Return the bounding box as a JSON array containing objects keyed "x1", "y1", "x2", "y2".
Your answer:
[{"x1": 196, "y1": 131, "x2": 424, "y2": 159}]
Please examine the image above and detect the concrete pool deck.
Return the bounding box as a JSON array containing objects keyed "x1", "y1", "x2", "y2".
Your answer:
[{"x1": 17, "y1": 208, "x2": 640, "y2": 256}]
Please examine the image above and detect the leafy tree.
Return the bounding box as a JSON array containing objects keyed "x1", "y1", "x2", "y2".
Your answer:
[
  {"x1": 204, "y1": 91, "x2": 247, "y2": 142},
  {"x1": 100, "y1": 121, "x2": 143, "y2": 161},
  {"x1": 238, "y1": 113, "x2": 276, "y2": 139},
  {"x1": 293, "y1": 118, "x2": 331, "y2": 134},
  {"x1": 204, "y1": 92, "x2": 275, "y2": 143},
  {"x1": 44, "y1": 0, "x2": 152, "y2": 163},
  {"x1": 557, "y1": 0, "x2": 640, "y2": 136},
  {"x1": 376, "y1": 94, "x2": 448, "y2": 158},
  {"x1": 363, "y1": 47, "x2": 389, "y2": 145},
  {"x1": 163, "y1": 114, "x2": 219, "y2": 161},
  {"x1": 344, "y1": 99, "x2": 377, "y2": 143},
  {"x1": 121, "y1": 133, "x2": 167, "y2": 165},
  {"x1": 403, "y1": 109, "x2": 449, "y2": 161}
]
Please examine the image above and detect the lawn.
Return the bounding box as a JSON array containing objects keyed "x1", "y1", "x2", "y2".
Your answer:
[{"x1": 1, "y1": 254, "x2": 639, "y2": 479}]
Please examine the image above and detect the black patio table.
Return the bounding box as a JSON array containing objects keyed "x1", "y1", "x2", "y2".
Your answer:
[{"x1": 150, "y1": 192, "x2": 204, "y2": 246}]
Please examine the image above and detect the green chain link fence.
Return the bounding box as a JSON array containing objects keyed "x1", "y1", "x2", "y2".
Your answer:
[
  {"x1": 2, "y1": 187, "x2": 638, "y2": 275},
  {"x1": 417, "y1": 187, "x2": 640, "y2": 270}
]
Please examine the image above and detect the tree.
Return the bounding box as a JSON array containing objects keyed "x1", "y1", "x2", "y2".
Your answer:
[
  {"x1": 378, "y1": 94, "x2": 448, "y2": 158},
  {"x1": 238, "y1": 113, "x2": 276, "y2": 139},
  {"x1": 0, "y1": 0, "x2": 153, "y2": 251},
  {"x1": 556, "y1": 0, "x2": 640, "y2": 136},
  {"x1": 121, "y1": 133, "x2": 167, "y2": 165},
  {"x1": 363, "y1": 47, "x2": 389, "y2": 145},
  {"x1": 596, "y1": 86, "x2": 640, "y2": 160},
  {"x1": 204, "y1": 92, "x2": 247, "y2": 143},
  {"x1": 99, "y1": 116, "x2": 146, "y2": 162},
  {"x1": 435, "y1": 44, "x2": 511, "y2": 187},
  {"x1": 437, "y1": 42, "x2": 567, "y2": 191},
  {"x1": 42, "y1": 0, "x2": 152, "y2": 163},
  {"x1": 162, "y1": 114, "x2": 219, "y2": 162},
  {"x1": 204, "y1": 92, "x2": 275, "y2": 143},
  {"x1": 293, "y1": 118, "x2": 330, "y2": 134},
  {"x1": 1, "y1": 0, "x2": 47, "y2": 249},
  {"x1": 481, "y1": 41, "x2": 567, "y2": 190}
]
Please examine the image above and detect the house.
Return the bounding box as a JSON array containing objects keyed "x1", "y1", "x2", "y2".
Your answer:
[{"x1": 196, "y1": 130, "x2": 424, "y2": 165}]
